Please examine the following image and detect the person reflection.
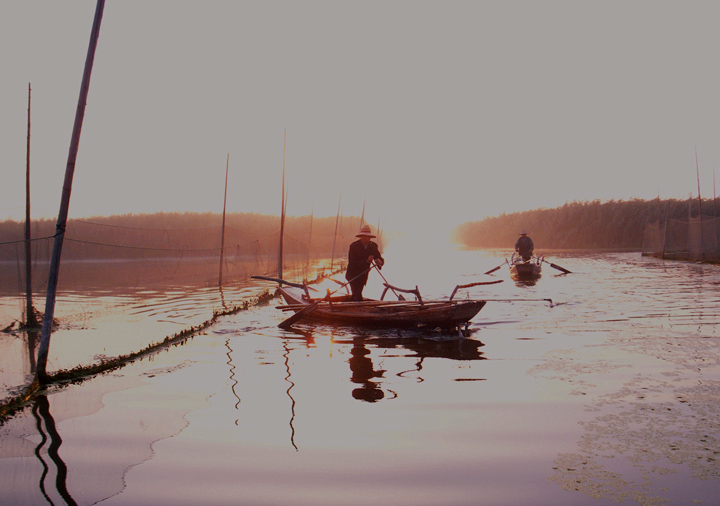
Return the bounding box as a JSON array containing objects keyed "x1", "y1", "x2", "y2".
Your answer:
[{"x1": 349, "y1": 340, "x2": 385, "y2": 402}]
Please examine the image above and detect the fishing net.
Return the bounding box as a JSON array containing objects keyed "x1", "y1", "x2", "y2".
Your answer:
[{"x1": 642, "y1": 215, "x2": 720, "y2": 261}]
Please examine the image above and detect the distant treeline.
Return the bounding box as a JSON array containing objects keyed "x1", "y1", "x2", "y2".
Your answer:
[
  {"x1": 0, "y1": 211, "x2": 366, "y2": 262},
  {"x1": 452, "y1": 198, "x2": 713, "y2": 250}
]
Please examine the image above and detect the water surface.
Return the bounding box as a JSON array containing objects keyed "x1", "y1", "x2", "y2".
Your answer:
[{"x1": 1, "y1": 250, "x2": 719, "y2": 505}]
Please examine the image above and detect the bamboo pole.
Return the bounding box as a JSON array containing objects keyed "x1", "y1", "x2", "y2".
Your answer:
[
  {"x1": 661, "y1": 202, "x2": 668, "y2": 259},
  {"x1": 25, "y1": 82, "x2": 38, "y2": 327},
  {"x1": 278, "y1": 129, "x2": 286, "y2": 280},
  {"x1": 696, "y1": 147, "x2": 704, "y2": 259},
  {"x1": 714, "y1": 167, "x2": 718, "y2": 254},
  {"x1": 306, "y1": 207, "x2": 314, "y2": 270},
  {"x1": 37, "y1": 0, "x2": 105, "y2": 383},
  {"x1": 330, "y1": 193, "x2": 341, "y2": 270},
  {"x1": 219, "y1": 154, "x2": 229, "y2": 287},
  {"x1": 714, "y1": 167, "x2": 718, "y2": 219}
]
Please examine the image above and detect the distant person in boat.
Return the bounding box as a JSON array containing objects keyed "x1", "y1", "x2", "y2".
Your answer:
[
  {"x1": 515, "y1": 230, "x2": 534, "y2": 261},
  {"x1": 346, "y1": 224, "x2": 385, "y2": 301}
]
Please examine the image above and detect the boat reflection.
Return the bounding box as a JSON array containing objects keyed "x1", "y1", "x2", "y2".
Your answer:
[
  {"x1": 383, "y1": 335, "x2": 487, "y2": 361},
  {"x1": 349, "y1": 334, "x2": 486, "y2": 402},
  {"x1": 282, "y1": 325, "x2": 487, "y2": 403}
]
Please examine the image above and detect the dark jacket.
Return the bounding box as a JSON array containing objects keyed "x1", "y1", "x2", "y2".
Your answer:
[
  {"x1": 515, "y1": 236, "x2": 534, "y2": 258},
  {"x1": 346, "y1": 240, "x2": 383, "y2": 281}
]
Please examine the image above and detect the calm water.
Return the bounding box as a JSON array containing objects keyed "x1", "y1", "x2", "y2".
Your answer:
[{"x1": 1, "y1": 249, "x2": 720, "y2": 506}]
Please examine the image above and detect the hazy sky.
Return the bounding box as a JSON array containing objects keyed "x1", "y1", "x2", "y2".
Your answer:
[{"x1": 2, "y1": 1, "x2": 720, "y2": 240}]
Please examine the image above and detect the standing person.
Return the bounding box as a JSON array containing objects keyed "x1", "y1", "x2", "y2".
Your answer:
[
  {"x1": 346, "y1": 224, "x2": 384, "y2": 301},
  {"x1": 515, "y1": 230, "x2": 534, "y2": 261}
]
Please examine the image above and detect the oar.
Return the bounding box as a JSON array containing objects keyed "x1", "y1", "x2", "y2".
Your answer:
[
  {"x1": 251, "y1": 275, "x2": 318, "y2": 291},
  {"x1": 449, "y1": 279, "x2": 503, "y2": 300},
  {"x1": 484, "y1": 259, "x2": 508, "y2": 275},
  {"x1": 278, "y1": 301, "x2": 320, "y2": 329},
  {"x1": 542, "y1": 258, "x2": 572, "y2": 274},
  {"x1": 278, "y1": 265, "x2": 374, "y2": 329},
  {"x1": 484, "y1": 297, "x2": 555, "y2": 307}
]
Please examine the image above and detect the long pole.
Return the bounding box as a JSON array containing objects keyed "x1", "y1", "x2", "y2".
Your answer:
[
  {"x1": 306, "y1": 207, "x2": 314, "y2": 270},
  {"x1": 25, "y1": 83, "x2": 37, "y2": 327},
  {"x1": 714, "y1": 167, "x2": 718, "y2": 219},
  {"x1": 37, "y1": 0, "x2": 105, "y2": 382},
  {"x1": 696, "y1": 147, "x2": 703, "y2": 215},
  {"x1": 360, "y1": 196, "x2": 366, "y2": 227},
  {"x1": 661, "y1": 202, "x2": 668, "y2": 259},
  {"x1": 715, "y1": 167, "x2": 718, "y2": 253},
  {"x1": 330, "y1": 193, "x2": 341, "y2": 270},
  {"x1": 219, "y1": 154, "x2": 229, "y2": 287},
  {"x1": 696, "y1": 147, "x2": 704, "y2": 258},
  {"x1": 278, "y1": 129, "x2": 286, "y2": 279}
]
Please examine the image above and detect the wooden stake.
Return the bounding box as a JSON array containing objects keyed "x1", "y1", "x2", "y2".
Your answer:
[
  {"x1": 330, "y1": 193, "x2": 341, "y2": 270},
  {"x1": 25, "y1": 82, "x2": 37, "y2": 327},
  {"x1": 696, "y1": 147, "x2": 704, "y2": 258},
  {"x1": 219, "y1": 154, "x2": 229, "y2": 287},
  {"x1": 714, "y1": 166, "x2": 718, "y2": 251},
  {"x1": 306, "y1": 207, "x2": 314, "y2": 270},
  {"x1": 696, "y1": 146, "x2": 703, "y2": 215},
  {"x1": 37, "y1": 0, "x2": 105, "y2": 382},
  {"x1": 278, "y1": 129, "x2": 286, "y2": 280}
]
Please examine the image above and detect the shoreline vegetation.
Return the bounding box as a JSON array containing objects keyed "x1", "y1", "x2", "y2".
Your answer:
[
  {"x1": 452, "y1": 198, "x2": 711, "y2": 250},
  {"x1": 0, "y1": 211, "x2": 360, "y2": 294},
  {"x1": 0, "y1": 211, "x2": 366, "y2": 263},
  {"x1": 2, "y1": 197, "x2": 711, "y2": 262}
]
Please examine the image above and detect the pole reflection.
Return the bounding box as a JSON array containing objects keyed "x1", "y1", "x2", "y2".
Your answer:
[
  {"x1": 282, "y1": 341, "x2": 298, "y2": 451},
  {"x1": 31, "y1": 395, "x2": 77, "y2": 506},
  {"x1": 225, "y1": 337, "x2": 241, "y2": 425},
  {"x1": 27, "y1": 329, "x2": 39, "y2": 374}
]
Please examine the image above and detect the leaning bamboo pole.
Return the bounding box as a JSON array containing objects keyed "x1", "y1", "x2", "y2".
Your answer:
[
  {"x1": 25, "y1": 83, "x2": 38, "y2": 327},
  {"x1": 37, "y1": 0, "x2": 105, "y2": 383}
]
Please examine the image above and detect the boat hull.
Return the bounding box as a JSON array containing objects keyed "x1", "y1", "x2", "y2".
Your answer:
[
  {"x1": 279, "y1": 287, "x2": 486, "y2": 331},
  {"x1": 509, "y1": 258, "x2": 542, "y2": 280}
]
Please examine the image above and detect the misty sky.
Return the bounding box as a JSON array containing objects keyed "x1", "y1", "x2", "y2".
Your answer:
[{"x1": 2, "y1": 1, "x2": 720, "y2": 240}]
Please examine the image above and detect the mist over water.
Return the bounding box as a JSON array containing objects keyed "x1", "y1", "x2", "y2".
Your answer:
[{"x1": 2, "y1": 250, "x2": 720, "y2": 505}]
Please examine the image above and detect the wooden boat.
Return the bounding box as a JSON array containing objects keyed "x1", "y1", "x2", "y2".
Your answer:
[
  {"x1": 270, "y1": 280, "x2": 487, "y2": 334},
  {"x1": 509, "y1": 254, "x2": 542, "y2": 281},
  {"x1": 484, "y1": 254, "x2": 570, "y2": 280}
]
